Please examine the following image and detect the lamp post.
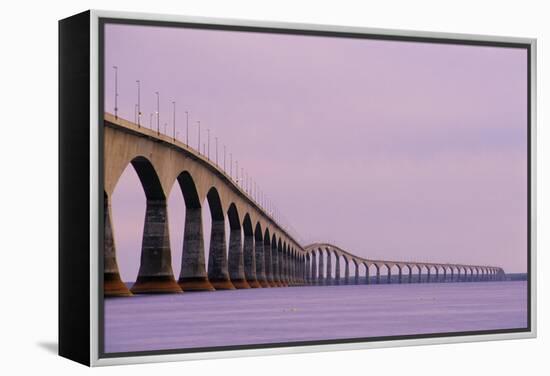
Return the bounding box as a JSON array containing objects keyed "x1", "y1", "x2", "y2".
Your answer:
[
  {"x1": 236, "y1": 160, "x2": 239, "y2": 183},
  {"x1": 215, "y1": 137, "x2": 218, "y2": 165},
  {"x1": 223, "y1": 145, "x2": 226, "y2": 172},
  {"x1": 172, "y1": 101, "x2": 176, "y2": 141},
  {"x1": 207, "y1": 128, "x2": 210, "y2": 160},
  {"x1": 197, "y1": 121, "x2": 201, "y2": 153},
  {"x1": 185, "y1": 111, "x2": 189, "y2": 146},
  {"x1": 230, "y1": 153, "x2": 233, "y2": 177},
  {"x1": 136, "y1": 80, "x2": 141, "y2": 127},
  {"x1": 113, "y1": 66, "x2": 118, "y2": 119},
  {"x1": 155, "y1": 91, "x2": 160, "y2": 135}
]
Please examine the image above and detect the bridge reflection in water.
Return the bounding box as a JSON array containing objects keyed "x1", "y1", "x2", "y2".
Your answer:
[{"x1": 103, "y1": 113, "x2": 505, "y2": 297}]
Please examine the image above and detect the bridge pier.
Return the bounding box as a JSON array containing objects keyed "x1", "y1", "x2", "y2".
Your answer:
[
  {"x1": 178, "y1": 208, "x2": 215, "y2": 291},
  {"x1": 271, "y1": 241, "x2": 281, "y2": 287},
  {"x1": 398, "y1": 266, "x2": 402, "y2": 284},
  {"x1": 227, "y1": 226, "x2": 250, "y2": 289},
  {"x1": 364, "y1": 263, "x2": 369, "y2": 284},
  {"x1": 376, "y1": 265, "x2": 380, "y2": 284},
  {"x1": 318, "y1": 250, "x2": 325, "y2": 286},
  {"x1": 288, "y1": 249, "x2": 293, "y2": 285},
  {"x1": 207, "y1": 219, "x2": 235, "y2": 290},
  {"x1": 304, "y1": 255, "x2": 308, "y2": 284},
  {"x1": 280, "y1": 247, "x2": 287, "y2": 286},
  {"x1": 265, "y1": 238, "x2": 276, "y2": 287},
  {"x1": 285, "y1": 251, "x2": 290, "y2": 286},
  {"x1": 104, "y1": 194, "x2": 132, "y2": 297},
  {"x1": 311, "y1": 252, "x2": 317, "y2": 285},
  {"x1": 288, "y1": 248, "x2": 296, "y2": 286},
  {"x1": 387, "y1": 265, "x2": 392, "y2": 284},
  {"x1": 254, "y1": 232, "x2": 269, "y2": 288},
  {"x1": 244, "y1": 234, "x2": 260, "y2": 288},
  {"x1": 280, "y1": 247, "x2": 288, "y2": 286},
  {"x1": 300, "y1": 255, "x2": 304, "y2": 285},
  {"x1": 335, "y1": 256, "x2": 340, "y2": 285},
  {"x1": 304, "y1": 254, "x2": 309, "y2": 284},
  {"x1": 294, "y1": 252, "x2": 302, "y2": 286},
  {"x1": 344, "y1": 260, "x2": 350, "y2": 285},
  {"x1": 131, "y1": 199, "x2": 182, "y2": 294},
  {"x1": 326, "y1": 249, "x2": 333, "y2": 285},
  {"x1": 354, "y1": 261, "x2": 360, "y2": 285},
  {"x1": 296, "y1": 253, "x2": 301, "y2": 285},
  {"x1": 298, "y1": 255, "x2": 304, "y2": 285}
]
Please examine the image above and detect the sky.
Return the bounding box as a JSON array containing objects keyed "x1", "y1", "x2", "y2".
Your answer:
[{"x1": 104, "y1": 23, "x2": 528, "y2": 281}]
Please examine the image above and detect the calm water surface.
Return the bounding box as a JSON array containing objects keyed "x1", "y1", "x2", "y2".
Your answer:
[{"x1": 104, "y1": 281, "x2": 527, "y2": 353}]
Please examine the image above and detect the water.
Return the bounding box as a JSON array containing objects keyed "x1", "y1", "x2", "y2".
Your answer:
[{"x1": 104, "y1": 281, "x2": 527, "y2": 354}]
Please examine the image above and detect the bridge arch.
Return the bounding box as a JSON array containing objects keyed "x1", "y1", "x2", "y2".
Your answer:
[
  {"x1": 450, "y1": 265, "x2": 459, "y2": 282},
  {"x1": 352, "y1": 259, "x2": 360, "y2": 284},
  {"x1": 124, "y1": 156, "x2": 182, "y2": 294},
  {"x1": 175, "y1": 171, "x2": 215, "y2": 291},
  {"x1": 415, "y1": 264, "x2": 424, "y2": 283},
  {"x1": 368, "y1": 264, "x2": 379, "y2": 284},
  {"x1": 242, "y1": 213, "x2": 259, "y2": 288},
  {"x1": 226, "y1": 203, "x2": 249, "y2": 289},
  {"x1": 354, "y1": 262, "x2": 366, "y2": 284},
  {"x1": 363, "y1": 262, "x2": 370, "y2": 284},
  {"x1": 403, "y1": 264, "x2": 413, "y2": 283},
  {"x1": 386, "y1": 264, "x2": 398, "y2": 284}
]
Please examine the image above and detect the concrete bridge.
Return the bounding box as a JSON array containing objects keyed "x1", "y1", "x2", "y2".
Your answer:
[
  {"x1": 304, "y1": 243, "x2": 505, "y2": 285},
  {"x1": 103, "y1": 113, "x2": 505, "y2": 297}
]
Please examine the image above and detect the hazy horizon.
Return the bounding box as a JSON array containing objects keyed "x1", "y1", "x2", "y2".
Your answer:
[{"x1": 104, "y1": 23, "x2": 528, "y2": 281}]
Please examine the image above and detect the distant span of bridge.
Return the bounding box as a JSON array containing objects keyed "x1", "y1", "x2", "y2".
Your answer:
[{"x1": 103, "y1": 113, "x2": 505, "y2": 297}]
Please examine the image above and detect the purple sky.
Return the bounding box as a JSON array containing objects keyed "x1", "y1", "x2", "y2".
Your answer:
[{"x1": 104, "y1": 23, "x2": 528, "y2": 281}]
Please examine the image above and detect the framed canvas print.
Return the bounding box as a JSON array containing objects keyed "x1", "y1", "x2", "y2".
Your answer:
[{"x1": 58, "y1": 10, "x2": 537, "y2": 366}]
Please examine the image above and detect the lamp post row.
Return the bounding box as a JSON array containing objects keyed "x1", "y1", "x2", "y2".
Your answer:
[{"x1": 112, "y1": 66, "x2": 286, "y2": 226}]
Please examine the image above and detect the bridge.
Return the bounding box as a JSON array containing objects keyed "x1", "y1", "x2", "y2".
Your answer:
[
  {"x1": 103, "y1": 113, "x2": 505, "y2": 297},
  {"x1": 304, "y1": 243, "x2": 504, "y2": 285}
]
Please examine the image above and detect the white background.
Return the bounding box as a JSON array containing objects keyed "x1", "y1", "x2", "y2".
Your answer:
[{"x1": 0, "y1": 0, "x2": 547, "y2": 374}]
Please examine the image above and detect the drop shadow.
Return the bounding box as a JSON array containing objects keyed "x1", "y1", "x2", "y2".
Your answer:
[{"x1": 37, "y1": 341, "x2": 58, "y2": 354}]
